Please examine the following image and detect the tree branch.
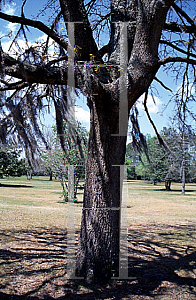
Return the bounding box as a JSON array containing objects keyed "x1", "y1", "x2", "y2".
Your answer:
[
  {"x1": 154, "y1": 77, "x2": 172, "y2": 92},
  {"x1": 45, "y1": 55, "x2": 68, "y2": 67},
  {"x1": 0, "y1": 12, "x2": 68, "y2": 50},
  {"x1": 143, "y1": 92, "x2": 174, "y2": 156},
  {"x1": 98, "y1": 43, "x2": 110, "y2": 58},
  {"x1": 44, "y1": 10, "x2": 63, "y2": 56},
  {"x1": 0, "y1": 79, "x2": 29, "y2": 91},
  {"x1": 159, "y1": 40, "x2": 196, "y2": 59},
  {"x1": 158, "y1": 56, "x2": 196, "y2": 66},
  {"x1": 127, "y1": 0, "x2": 173, "y2": 102},
  {"x1": 60, "y1": 0, "x2": 99, "y2": 61},
  {"x1": 172, "y1": 3, "x2": 196, "y2": 27},
  {"x1": 1, "y1": 52, "x2": 69, "y2": 85},
  {"x1": 163, "y1": 22, "x2": 196, "y2": 34}
]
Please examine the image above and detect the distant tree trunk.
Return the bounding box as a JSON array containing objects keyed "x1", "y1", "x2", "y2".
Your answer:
[
  {"x1": 61, "y1": 176, "x2": 68, "y2": 202},
  {"x1": 74, "y1": 169, "x2": 82, "y2": 200},
  {"x1": 165, "y1": 180, "x2": 171, "y2": 191},
  {"x1": 182, "y1": 136, "x2": 186, "y2": 195},
  {"x1": 75, "y1": 95, "x2": 127, "y2": 283},
  {"x1": 27, "y1": 170, "x2": 32, "y2": 180},
  {"x1": 181, "y1": 103, "x2": 186, "y2": 195},
  {"x1": 49, "y1": 170, "x2": 53, "y2": 181}
]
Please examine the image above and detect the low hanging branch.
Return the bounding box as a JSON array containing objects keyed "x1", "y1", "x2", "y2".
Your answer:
[
  {"x1": 164, "y1": 22, "x2": 196, "y2": 34},
  {"x1": 0, "y1": 80, "x2": 29, "y2": 91},
  {"x1": 159, "y1": 40, "x2": 196, "y2": 60},
  {"x1": 143, "y1": 92, "x2": 175, "y2": 157},
  {"x1": 130, "y1": 107, "x2": 151, "y2": 164},
  {"x1": 0, "y1": 52, "x2": 69, "y2": 84},
  {"x1": 158, "y1": 56, "x2": 196, "y2": 66},
  {"x1": 53, "y1": 97, "x2": 67, "y2": 154},
  {"x1": 154, "y1": 77, "x2": 172, "y2": 92},
  {"x1": 0, "y1": 12, "x2": 68, "y2": 50},
  {"x1": 172, "y1": 3, "x2": 196, "y2": 28}
]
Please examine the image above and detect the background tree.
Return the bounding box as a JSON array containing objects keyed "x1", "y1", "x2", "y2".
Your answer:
[
  {"x1": 0, "y1": 0, "x2": 195, "y2": 283},
  {"x1": 40, "y1": 120, "x2": 88, "y2": 200},
  {"x1": 189, "y1": 134, "x2": 196, "y2": 183},
  {"x1": 0, "y1": 146, "x2": 27, "y2": 178},
  {"x1": 172, "y1": 54, "x2": 196, "y2": 194},
  {"x1": 125, "y1": 142, "x2": 138, "y2": 179},
  {"x1": 136, "y1": 129, "x2": 181, "y2": 189},
  {"x1": 126, "y1": 126, "x2": 196, "y2": 190}
]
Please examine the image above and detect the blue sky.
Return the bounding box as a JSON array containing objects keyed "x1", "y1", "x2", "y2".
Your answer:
[{"x1": 0, "y1": 1, "x2": 195, "y2": 138}]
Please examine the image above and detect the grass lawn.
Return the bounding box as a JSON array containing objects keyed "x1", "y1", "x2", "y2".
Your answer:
[
  {"x1": 0, "y1": 176, "x2": 83, "y2": 231},
  {"x1": 0, "y1": 177, "x2": 196, "y2": 299}
]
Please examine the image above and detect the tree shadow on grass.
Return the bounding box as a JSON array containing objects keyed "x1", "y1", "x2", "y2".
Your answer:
[
  {"x1": 57, "y1": 200, "x2": 83, "y2": 204},
  {"x1": 153, "y1": 188, "x2": 196, "y2": 193},
  {"x1": 0, "y1": 224, "x2": 196, "y2": 299},
  {"x1": 0, "y1": 183, "x2": 34, "y2": 188},
  {"x1": 127, "y1": 224, "x2": 196, "y2": 297}
]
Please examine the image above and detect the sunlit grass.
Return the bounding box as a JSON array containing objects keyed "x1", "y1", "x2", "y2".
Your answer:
[
  {"x1": 127, "y1": 180, "x2": 196, "y2": 224},
  {"x1": 1, "y1": 177, "x2": 196, "y2": 230},
  {"x1": 0, "y1": 176, "x2": 69, "y2": 230}
]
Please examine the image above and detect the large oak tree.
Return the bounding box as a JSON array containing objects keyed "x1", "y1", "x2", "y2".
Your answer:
[{"x1": 0, "y1": 0, "x2": 196, "y2": 283}]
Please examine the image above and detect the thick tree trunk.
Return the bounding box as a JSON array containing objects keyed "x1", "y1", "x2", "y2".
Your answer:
[{"x1": 75, "y1": 95, "x2": 127, "y2": 283}]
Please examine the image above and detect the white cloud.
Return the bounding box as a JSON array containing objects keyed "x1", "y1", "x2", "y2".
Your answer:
[
  {"x1": 126, "y1": 135, "x2": 132, "y2": 145},
  {"x1": 37, "y1": 34, "x2": 48, "y2": 43},
  {"x1": 6, "y1": 22, "x2": 17, "y2": 33},
  {"x1": 1, "y1": 32, "x2": 59, "y2": 58},
  {"x1": 2, "y1": 2, "x2": 18, "y2": 34},
  {"x1": 0, "y1": 110, "x2": 10, "y2": 119},
  {"x1": 51, "y1": 106, "x2": 90, "y2": 130},
  {"x1": 2, "y1": 3, "x2": 16, "y2": 15},
  {"x1": 2, "y1": 38, "x2": 28, "y2": 53},
  {"x1": 37, "y1": 35, "x2": 59, "y2": 57},
  {"x1": 75, "y1": 107, "x2": 90, "y2": 129},
  {"x1": 137, "y1": 94, "x2": 162, "y2": 114}
]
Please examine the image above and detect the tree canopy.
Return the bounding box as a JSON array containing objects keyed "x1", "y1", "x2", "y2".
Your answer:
[{"x1": 0, "y1": 0, "x2": 195, "y2": 154}]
